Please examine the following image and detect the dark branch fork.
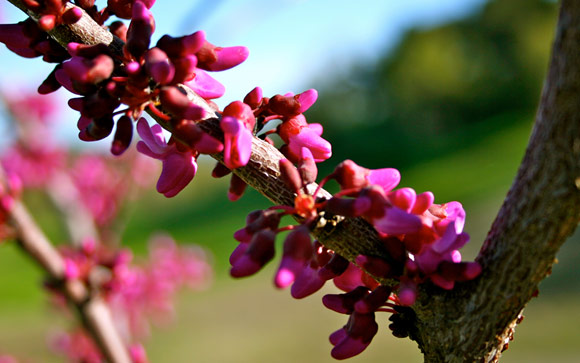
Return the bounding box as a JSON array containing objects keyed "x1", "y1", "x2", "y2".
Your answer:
[{"x1": 6, "y1": 0, "x2": 580, "y2": 361}]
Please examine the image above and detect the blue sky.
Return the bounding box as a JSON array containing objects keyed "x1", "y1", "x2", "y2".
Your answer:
[{"x1": 0, "y1": 0, "x2": 487, "y2": 145}]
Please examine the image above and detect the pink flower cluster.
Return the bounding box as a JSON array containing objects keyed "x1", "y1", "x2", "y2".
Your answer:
[
  {"x1": 210, "y1": 87, "x2": 332, "y2": 201},
  {"x1": 326, "y1": 160, "x2": 481, "y2": 300},
  {"x1": 0, "y1": 89, "x2": 156, "y2": 227},
  {"x1": 52, "y1": 234, "x2": 212, "y2": 362},
  {"x1": 242, "y1": 87, "x2": 332, "y2": 164},
  {"x1": 0, "y1": 17, "x2": 69, "y2": 61},
  {"x1": 0, "y1": 355, "x2": 18, "y2": 363},
  {"x1": 0, "y1": 0, "x2": 249, "y2": 198},
  {"x1": 19, "y1": 0, "x2": 83, "y2": 31},
  {"x1": 228, "y1": 158, "x2": 481, "y2": 359},
  {"x1": 0, "y1": 91, "x2": 67, "y2": 189}
]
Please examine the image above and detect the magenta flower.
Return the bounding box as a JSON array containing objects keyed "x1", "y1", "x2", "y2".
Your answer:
[
  {"x1": 278, "y1": 115, "x2": 332, "y2": 162},
  {"x1": 125, "y1": 0, "x2": 155, "y2": 60},
  {"x1": 268, "y1": 89, "x2": 318, "y2": 117},
  {"x1": 290, "y1": 263, "x2": 327, "y2": 299},
  {"x1": 330, "y1": 312, "x2": 379, "y2": 360},
  {"x1": 414, "y1": 223, "x2": 469, "y2": 275},
  {"x1": 407, "y1": 201, "x2": 482, "y2": 290},
  {"x1": 230, "y1": 230, "x2": 276, "y2": 278},
  {"x1": 185, "y1": 69, "x2": 226, "y2": 99},
  {"x1": 62, "y1": 54, "x2": 114, "y2": 84},
  {"x1": 220, "y1": 101, "x2": 255, "y2": 169},
  {"x1": 274, "y1": 226, "x2": 313, "y2": 288},
  {"x1": 136, "y1": 118, "x2": 197, "y2": 197},
  {"x1": 350, "y1": 186, "x2": 422, "y2": 236},
  {"x1": 332, "y1": 263, "x2": 379, "y2": 292},
  {"x1": 371, "y1": 206, "x2": 423, "y2": 235},
  {"x1": 332, "y1": 160, "x2": 400, "y2": 192},
  {"x1": 183, "y1": 41, "x2": 248, "y2": 99},
  {"x1": 220, "y1": 117, "x2": 253, "y2": 169},
  {"x1": 107, "y1": 0, "x2": 157, "y2": 20},
  {"x1": 195, "y1": 40, "x2": 249, "y2": 72}
]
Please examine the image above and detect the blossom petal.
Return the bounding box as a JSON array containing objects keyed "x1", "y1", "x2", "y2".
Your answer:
[
  {"x1": 368, "y1": 168, "x2": 401, "y2": 193},
  {"x1": 187, "y1": 69, "x2": 225, "y2": 99},
  {"x1": 157, "y1": 151, "x2": 196, "y2": 197},
  {"x1": 372, "y1": 207, "x2": 422, "y2": 235}
]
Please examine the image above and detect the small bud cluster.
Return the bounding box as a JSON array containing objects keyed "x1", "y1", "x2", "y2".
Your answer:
[
  {"x1": 211, "y1": 86, "x2": 332, "y2": 201},
  {"x1": 50, "y1": 235, "x2": 211, "y2": 362},
  {"x1": 20, "y1": 0, "x2": 83, "y2": 31},
  {"x1": 0, "y1": 18, "x2": 69, "y2": 61},
  {"x1": 0, "y1": 90, "x2": 157, "y2": 228},
  {"x1": 229, "y1": 158, "x2": 481, "y2": 359}
]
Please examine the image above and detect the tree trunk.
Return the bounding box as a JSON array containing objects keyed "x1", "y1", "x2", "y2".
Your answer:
[{"x1": 409, "y1": 1, "x2": 580, "y2": 361}]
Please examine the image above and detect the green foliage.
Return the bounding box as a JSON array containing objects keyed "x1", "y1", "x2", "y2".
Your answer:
[{"x1": 309, "y1": 0, "x2": 558, "y2": 172}]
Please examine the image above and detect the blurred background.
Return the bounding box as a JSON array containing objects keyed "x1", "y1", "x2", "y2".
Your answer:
[{"x1": 1, "y1": 0, "x2": 579, "y2": 362}]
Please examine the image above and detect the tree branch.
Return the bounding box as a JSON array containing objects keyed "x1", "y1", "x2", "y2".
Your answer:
[
  {"x1": 6, "y1": 0, "x2": 396, "y2": 272},
  {"x1": 1, "y1": 168, "x2": 131, "y2": 363},
  {"x1": 5, "y1": 1, "x2": 580, "y2": 362}
]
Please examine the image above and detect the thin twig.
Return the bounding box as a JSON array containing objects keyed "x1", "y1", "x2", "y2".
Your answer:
[{"x1": 0, "y1": 167, "x2": 131, "y2": 363}]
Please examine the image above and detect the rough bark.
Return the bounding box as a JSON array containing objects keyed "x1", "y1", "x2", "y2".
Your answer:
[
  {"x1": 410, "y1": 1, "x2": 580, "y2": 361},
  {"x1": 5, "y1": 0, "x2": 580, "y2": 362}
]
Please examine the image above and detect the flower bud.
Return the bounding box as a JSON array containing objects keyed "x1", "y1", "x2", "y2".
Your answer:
[
  {"x1": 111, "y1": 115, "x2": 133, "y2": 155},
  {"x1": 230, "y1": 230, "x2": 276, "y2": 278}
]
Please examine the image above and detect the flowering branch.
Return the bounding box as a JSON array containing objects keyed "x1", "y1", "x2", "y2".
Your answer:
[
  {"x1": 5, "y1": 0, "x2": 393, "y2": 269},
  {"x1": 0, "y1": 168, "x2": 132, "y2": 363},
  {"x1": 3, "y1": 0, "x2": 580, "y2": 362}
]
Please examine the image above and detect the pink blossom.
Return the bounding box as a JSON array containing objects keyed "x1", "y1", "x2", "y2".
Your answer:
[
  {"x1": 220, "y1": 116, "x2": 253, "y2": 169},
  {"x1": 278, "y1": 115, "x2": 332, "y2": 162},
  {"x1": 185, "y1": 69, "x2": 225, "y2": 99},
  {"x1": 70, "y1": 155, "x2": 126, "y2": 225},
  {"x1": 330, "y1": 312, "x2": 378, "y2": 360},
  {"x1": 290, "y1": 262, "x2": 326, "y2": 299},
  {"x1": 62, "y1": 54, "x2": 114, "y2": 84},
  {"x1": 136, "y1": 118, "x2": 197, "y2": 197},
  {"x1": 51, "y1": 329, "x2": 102, "y2": 363},
  {"x1": 371, "y1": 206, "x2": 423, "y2": 235},
  {"x1": 1, "y1": 145, "x2": 66, "y2": 188},
  {"x1": 3, "y1": 91, "x2": 59, "y2": 125},
  {"x1": 53, "y1": 234, "x2": 211, "y2": 360},
  {"x1": 0, "y1": 355, "x2": 18, "y2": 363},
  {"x1": 332, "y1": 159, "x2": 400, "y2": 192},
  {"x1": 195, "y1": 40, "x2": 249, "y2": 72},
  {"x1": 107, "y1": 0, "x2": 157, "y2": 20},
  {"x1": 220, "y1": 101, "x2": 255, "y2": 169},
  {"x1": 274, "y1": 226, "x2": 313, "y2": 288}
]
